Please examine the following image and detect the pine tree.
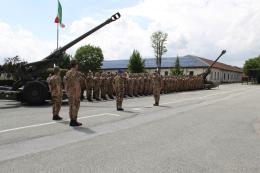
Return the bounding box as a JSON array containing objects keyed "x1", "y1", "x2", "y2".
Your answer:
[
  {"x1": 127, "y1": 50, "x2": 145, "y2": 73},
  {"x1": 171, "y1": 56, "x2": 184, "y2": 76}
]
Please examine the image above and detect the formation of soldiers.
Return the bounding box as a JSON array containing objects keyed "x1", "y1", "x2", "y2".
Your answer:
[
  {"x1": 79, "y1": 72, "x2": 205, "y2": 101},
  {"x1": 48, "y1": 60, "x2": 205, "y2": 127}
]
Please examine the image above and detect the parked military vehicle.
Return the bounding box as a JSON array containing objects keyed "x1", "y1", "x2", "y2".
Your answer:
[
  {"x1": 199, "y1": 50, "x2": 227, "y2": 89},
  {"x1": 0, "y1": 12, "x2": 121, "y2": 105}
]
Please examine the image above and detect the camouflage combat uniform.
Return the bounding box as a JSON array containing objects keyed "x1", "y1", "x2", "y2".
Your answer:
[
  {"x1": 49, "y1": 74, "x2": 62, "y2": 116},
  {"x1": 93, "y1": 74, "x2": 101, "y2": 101},
  {"x1": 114, "y1": 74, "x2": 125, "y2": 110},
  {"x1": 107, "y1": 74, "x2": 114, "y2": 99},
  {"x1": 86, "y1": 73, "x2": 94, "y2": 101},
  {"x1": 65, "y1": 70, "x2": 81, "y2": 121},
  {"x1": 153, "y1": 74, "x2": 162, "y2": 106}
]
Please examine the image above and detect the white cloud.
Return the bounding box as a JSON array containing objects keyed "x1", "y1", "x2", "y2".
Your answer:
[
  {"x1": 68, "y1": 15, "x2": 152, "y2": 59},
  {"x1": 0, "y1": 22, "x2": 56, "y2": 63},
  {"x1": 119, "y1": 0, "x2": 260, "y2": 66},
  {"x1": 1, "y1": 0, "x2": 260, "y2": 67}
]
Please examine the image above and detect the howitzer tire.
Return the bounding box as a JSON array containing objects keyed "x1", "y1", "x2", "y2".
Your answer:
[{"x1": 23, "y1": 81, "x2": 48, "y2": 105}]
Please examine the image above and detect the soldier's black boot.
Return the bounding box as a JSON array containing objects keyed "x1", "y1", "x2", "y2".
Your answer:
[
  {"x1": 153, "y1": 103, "x2": 159, "y2": 106},
  {"x1": 70, "y1": 120, "x2": 82, "y2": 127},
  {"x1": 117, "y1": 102, "x2": 124, "y2": 111},
  {"x1": 53, "y1": 115, "x2": 63, "y2": 121}
]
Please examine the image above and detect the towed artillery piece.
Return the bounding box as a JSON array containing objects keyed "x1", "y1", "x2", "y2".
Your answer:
[
  {"x1": 0, "y1": 13, "x2": 121, "y2": 105},
  {"x1": 198, "y1": 50, "x2": 227, "y2": 89}
]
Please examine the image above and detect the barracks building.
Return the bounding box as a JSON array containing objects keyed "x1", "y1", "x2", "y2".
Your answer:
[{"x1": 101, "y1": 55, "x2": 243, "y2": 83}]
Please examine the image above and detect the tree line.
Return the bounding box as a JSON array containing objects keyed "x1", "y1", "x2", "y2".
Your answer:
[{"x1": 243, "y1": 55, "x2": 260, "y2": 83}]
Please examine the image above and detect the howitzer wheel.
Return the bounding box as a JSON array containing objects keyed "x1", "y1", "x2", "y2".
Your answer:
[{"x1": 22, "y1": 81, "x2": 48, "y2": 105}]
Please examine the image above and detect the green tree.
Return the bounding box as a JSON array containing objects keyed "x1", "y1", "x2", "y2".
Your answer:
[
  {"x1": 151, "y1": 31, "x2": 168, "y2": 74},
  {"x1": 171, "y1": 56, "x2": 184, "y2": 76},
  {"x1": 127, "y1": 50, "x2": 145, "y2": 73},
  {"x1": 243, "y1": 55, "x2": 260, "y2": 83},
  {"x1": 75, "y1": 44, "x2": 104, "y2": 73},
  {"x1": 56, "y1": 52, "x2": 72, "y2": 69},
  {"x1": 2, "y1": 56, "x2": 27, "y2": 79}
]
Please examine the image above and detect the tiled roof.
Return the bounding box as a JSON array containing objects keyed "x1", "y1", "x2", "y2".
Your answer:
[
  {"x1": 200, "y1": 58, "x2": 243, "y2": 73},
  {"x1": 102, "y1": 55, "x2": 209, "y2": 69}
]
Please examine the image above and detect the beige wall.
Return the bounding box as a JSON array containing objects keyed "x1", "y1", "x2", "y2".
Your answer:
[
  {"x1": 102, "y1": 67, "x2": 242, "y2": 83},
  {"x1": 209, "y1": 69, "x2": 242, "y2": 83}
]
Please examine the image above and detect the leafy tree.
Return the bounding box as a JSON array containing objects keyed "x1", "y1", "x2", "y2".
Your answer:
[
  {"x1": 75, "y1": 44, "x2": 104, "y2": 73},
  {"x1": 243, "y1": 55, "x2": 260, "y2": 83},
  {"x1": 56, "y1": 52, "x2": 72, "y2": 69},
  {"x1": 1, "y1": 56, "x2": 27, "y2": 79},
  {"x1": 171, "y1": 56, "x2": 184, "y2": 76},
  {"x1": 127, "y1": 50, "x2": 145, "y2": 73},
  {"x1": 151, "y1": 31, "x2": 168, "y2": 74}
]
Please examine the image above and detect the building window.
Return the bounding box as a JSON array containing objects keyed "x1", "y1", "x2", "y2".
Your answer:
[
  {"x1": 224, "y1": 73, "x2": 226, "y2": 80},
  {"x1": 217, "y1": 72, "x2": 220, "y2": 80},
  {"x1": 189, "y1": 71, "x2": 194, "y2": 76}
]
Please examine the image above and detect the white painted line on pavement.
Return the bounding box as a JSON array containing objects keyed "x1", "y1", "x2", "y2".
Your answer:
[
  {"x1": 156, "y1": 88, "x2": 251, "y2": 106},
  {"x1": 0, "y1": 113, "x2": 120, "y2": 134},
  {"x1": 132, "y1": 108, "x2": 142, "y2": 111}
]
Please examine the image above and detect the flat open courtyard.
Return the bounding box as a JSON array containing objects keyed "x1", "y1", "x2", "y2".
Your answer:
[{"x1": 0, "y1": 84, "x2": 260, "y2": 173}]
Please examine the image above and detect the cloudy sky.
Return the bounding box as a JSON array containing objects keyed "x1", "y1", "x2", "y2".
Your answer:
[{"x1": 0, "y1": 0, "x2": 259, "y2": 67}]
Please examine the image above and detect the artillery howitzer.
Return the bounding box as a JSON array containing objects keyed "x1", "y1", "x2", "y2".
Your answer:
[
  {"x1": 0, "y1": 13, "x2": 121, "y2": 105},
  {"x1": 198, "y1": 50, "x2": 226, "y2": 89}
]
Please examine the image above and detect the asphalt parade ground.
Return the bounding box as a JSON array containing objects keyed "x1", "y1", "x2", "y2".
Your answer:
[{"x1": 0, "y1": 84, "x2": 260, "y2": 173}]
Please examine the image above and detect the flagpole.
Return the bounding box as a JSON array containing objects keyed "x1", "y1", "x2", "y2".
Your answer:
[{"x1": 57, "y1": 23, "x2": 59, "y2": 50}]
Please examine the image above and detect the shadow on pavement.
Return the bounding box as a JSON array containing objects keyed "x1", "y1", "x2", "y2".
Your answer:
[
  {"x1": 57, "y1": 121, "x2": 96, "y2": 134},
  {"x1": 72, "y1": 126, "x2": 96, "y2": 134}
]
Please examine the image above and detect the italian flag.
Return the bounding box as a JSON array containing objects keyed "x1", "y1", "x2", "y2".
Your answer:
[{"x1": 54, "y1": 0, "x2": 65, "y2": 28}]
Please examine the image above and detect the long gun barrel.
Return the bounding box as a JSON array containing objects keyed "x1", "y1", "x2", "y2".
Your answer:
[
  {"x1": 202, "y1": 50, "x2": 226, "y2": 80},
  {"x1": 25, "y1": 12, "x2": 121, "y2": 68}
]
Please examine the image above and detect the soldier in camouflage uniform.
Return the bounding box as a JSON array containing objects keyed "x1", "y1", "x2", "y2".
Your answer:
[
  {"x1": 143, "y1": 74, "x2": 149, "y2": 96},
  {"x1": 49, "y1": 67, "x2": 63, "y2": 121},
  {"x1": 139, "y1": 75, "x2": 145, "y2": 96},
  {"x1": 160, "y1": 76, "x2": 165, "y2": 94},
  {"x1": 107, "y1": 72, "x2": 114, "y2": 99},
  {"x1": 93, "y1": 73, "x2": 101, "y2": 101},
  {"x1": 64, "y1": 60, "x2": 82, "y2": 126},
  {"x1": 100, "y1": 73, "x2": 108, "y2": 100},
  {"x1": 124, "y1": 72, "x2": 129, "y2": 98},
  {"x1": 152, "y1": 71, "x2": 162, "y2": 106},
  {"x1": 114, "y1": 70, "x2": 125, "y2": 111},
  {"x1": 148, "y1": 74, "x2": 153, "y2": 95},
  {"x1": 129, "y1": 74, "x2": 134, "y2": 97},
  {"x1": 79, "y1": 72, "x2": 87, "y2": 100},
  {"x1": 133, "y1": 74, "x2": 139, "y2": 97},
  {"x1": 86, "y1": 72, "x2": 94, "y2": 102}
]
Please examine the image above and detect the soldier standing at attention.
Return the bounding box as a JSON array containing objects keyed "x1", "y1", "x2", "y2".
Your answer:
[
  {"x1": 64, "y1": 60, "x2": 82, "y2": 127},
  {"x1": 49, "y1": 67, "x2": 63, "y2": 120},
  {"x1": 114, "y1": 70, "x2": 125, "y2": 111},
  {"x1": 93, "y1": 73, "x2": 101, "y2": 101},
  {"x1": 86, "y1": 72, "x2": 94, "y2": 102},
  {"x1": 107, "y1": 72, "x2": 114, "y2": 99},
  {"x1": 152, "y1": 71, "x2": 162, "y2": 106},
  {"x1": 79, "y1": 72, "x2": 87, "y2": 101}
]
